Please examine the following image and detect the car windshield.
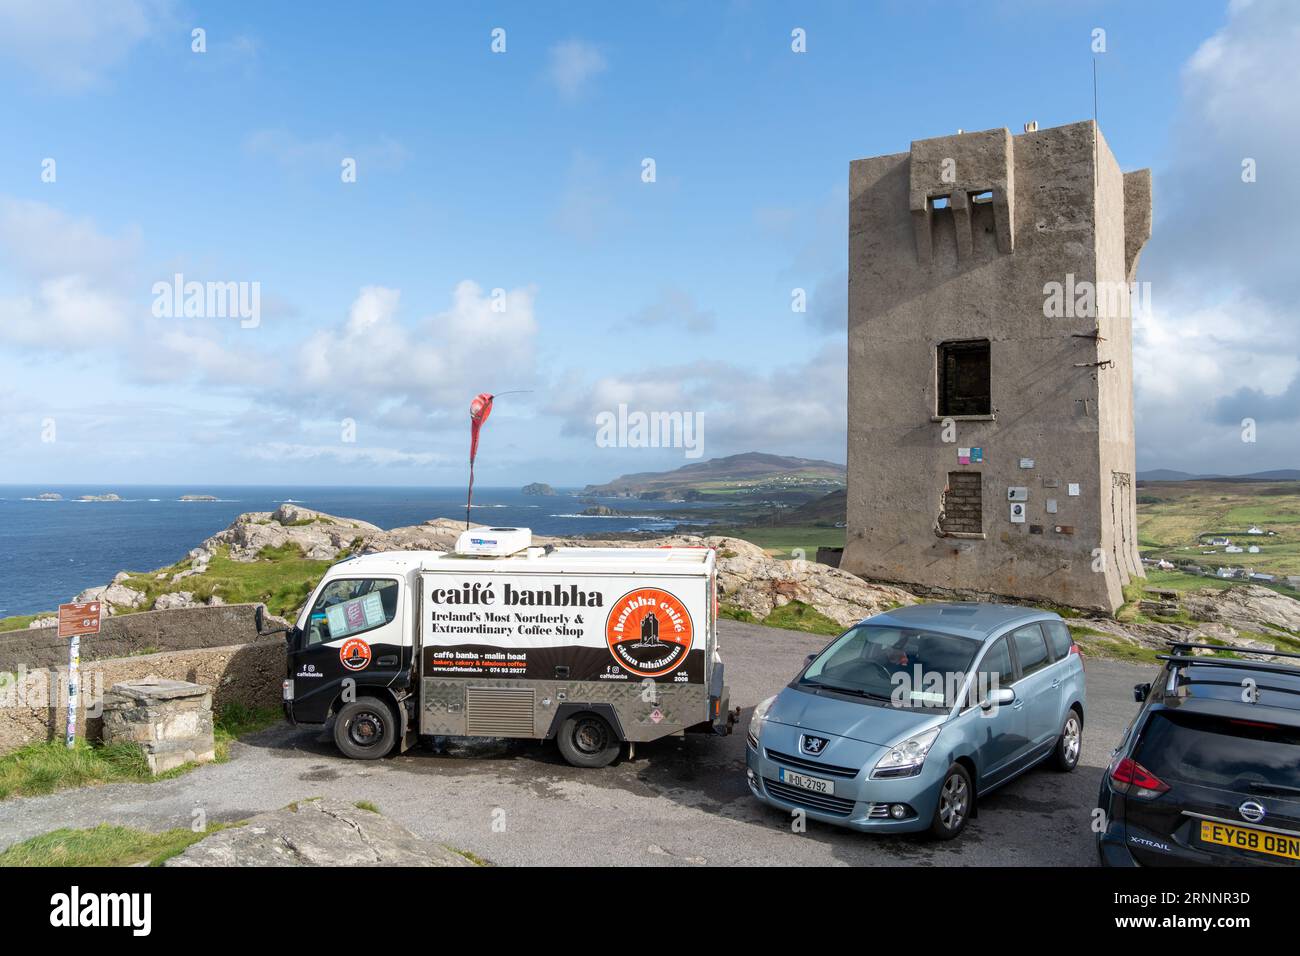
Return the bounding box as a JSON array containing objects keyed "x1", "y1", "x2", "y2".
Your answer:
[
  {"x1": 800, "y1": 624, "x2": 981, "y2": 708},
  {"x1": 1135, "y1": 710, "x2": 1300, "y2": 793}
]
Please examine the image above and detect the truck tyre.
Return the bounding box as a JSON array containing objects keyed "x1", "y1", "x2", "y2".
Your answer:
[
  {"x1": 556, "y1": 712, "x2": 620, "y2": 768},
  {"x1": 333, "y1": 698, "x2": 397, "y2": 760}
]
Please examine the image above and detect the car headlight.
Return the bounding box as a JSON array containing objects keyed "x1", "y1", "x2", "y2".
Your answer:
[
  {"x1": 747, "y1": 695, "x2": 777, "y2": 749},
  {"x1": 871, "y1": 726, "x2": 941, "y2": 779}
]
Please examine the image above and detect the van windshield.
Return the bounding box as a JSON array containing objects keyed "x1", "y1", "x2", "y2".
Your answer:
[{"x1": 800, "y1": 625, "x2": 980, "y2": 708}]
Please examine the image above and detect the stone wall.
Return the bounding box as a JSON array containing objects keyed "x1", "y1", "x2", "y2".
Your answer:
[
  {"x1": 0, "y1": 603, "x2": 260, "y2": 672},
  {"x1": 0, "y1": 639, "x2": 284, "y2": 755}
]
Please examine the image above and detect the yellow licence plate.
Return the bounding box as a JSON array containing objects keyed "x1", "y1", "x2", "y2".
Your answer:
[{"x1": 1199, "y1": 820, "x2": 1300, "y2": 861}]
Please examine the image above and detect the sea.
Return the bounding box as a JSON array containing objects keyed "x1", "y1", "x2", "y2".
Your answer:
[{"x1": 0, "y1": 485, "x2": 719, "y2": 618}]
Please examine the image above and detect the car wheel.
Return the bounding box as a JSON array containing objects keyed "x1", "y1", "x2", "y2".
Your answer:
[
  {"x1": 556, "y1": 712, "x2": 620, "y2": 768},
  {"x1": 1052, "y1": 708, "x2": 1082, "y2": 772},
  {"x1": 333, "y1": 698, "x2": 397, "y2": 760},
  {"x1": 929, "y1": 764, "x2": 973, "y2": 840}
]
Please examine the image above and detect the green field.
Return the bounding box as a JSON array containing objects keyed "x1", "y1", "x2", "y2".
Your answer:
[
  {"x1": 1137, "y1": 480, "x2": 1300, "y2": 580},
  {"x1": 715, "y1": 524, "x2": 845, "y2": 559}
]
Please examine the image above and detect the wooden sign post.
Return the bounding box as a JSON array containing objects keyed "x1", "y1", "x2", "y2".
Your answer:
[{"x1": 57, "y1": 602, "x2": 101, "y2": 748}]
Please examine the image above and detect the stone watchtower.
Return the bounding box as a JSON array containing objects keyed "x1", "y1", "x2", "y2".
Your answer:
[{"x1": 841, "y1": 121, "x2": 1151, "y2": 613}]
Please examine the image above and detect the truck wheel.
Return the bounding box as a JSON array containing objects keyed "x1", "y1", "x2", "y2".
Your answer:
[
  {"x1": 556, "y1": 712, "x2": 620, "y2": 768},
  {"x1": 333, "y1": 698, "x2": 397, "y2": 760}
]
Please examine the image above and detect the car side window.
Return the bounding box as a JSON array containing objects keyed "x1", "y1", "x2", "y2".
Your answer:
[
  {"x1": 1011, "y1": 624, "x2": 1050, "y2": 678},
  {"x1": 1041, "y1": 620, "x2": 1072, "y2": 661},
  {"x1": 975, "y1": 636, "x2": 1014, "y2": 696},
  {"x1": 306, "y1": 578, "x2": 399, "y2": 646}
]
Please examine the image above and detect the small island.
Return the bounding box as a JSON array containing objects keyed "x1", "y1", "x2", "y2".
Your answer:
[
  {"x1": 521, "y1": 483, "x2": 557, "y2": 496},
  {"x1": 36, "y1": 492, "x2": 62, "y2": 501},
  {"x1": 77, "y1": 493, "x2": 122, "y2": 502},
  {"x1": 180, "y1": 495, "x2": 219, "y2": 502},
  {"x1": 581, "y1": 505, "x2": 626, "y2": 517}
]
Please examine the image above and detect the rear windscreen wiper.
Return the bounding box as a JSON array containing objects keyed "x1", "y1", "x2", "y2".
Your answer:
[{"x1": 1247, "y1": 782, "x2": 1300, "y2": 798}]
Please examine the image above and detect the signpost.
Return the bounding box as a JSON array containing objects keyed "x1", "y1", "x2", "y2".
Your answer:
[{"x1": 57, "y1": 602, "x2": 101, "y2": 748}]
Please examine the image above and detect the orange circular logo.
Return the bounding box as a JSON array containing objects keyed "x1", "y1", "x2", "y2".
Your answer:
[
  {"x1": 339, "y1": 637, "x2": 372, "y2": 671},
  {"x1": 605, "y1": 588, "x2": 693, "y2": 678}
]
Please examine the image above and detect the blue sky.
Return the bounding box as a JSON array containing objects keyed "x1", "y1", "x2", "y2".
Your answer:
[{"x1": 1, "y1": 0, "x2": 1296, "y2": 487}]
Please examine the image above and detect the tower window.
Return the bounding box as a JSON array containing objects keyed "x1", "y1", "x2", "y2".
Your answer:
[{"x1": 938, "y1": 339, "x2": 991, "y2": 416}]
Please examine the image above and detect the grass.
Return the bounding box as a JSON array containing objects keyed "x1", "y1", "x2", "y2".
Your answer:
[
  {"x1": 721, "y1": 600, "x2": 844, "y2": 637},
  {"x1": 0, "y1": 702, "x2": 284, "y2": 801},
  {"x1": 108, "y1": 543, "x2": 333, "y2": 619},
  {"x1": 0, "y1": 740, "x2": 155, "y2": 801},
  {"x1": 0, "y1": 612, "x2": 51, "y2": 633},
  {"x1": 213, "y1": 702, "x2": 284, "y2": 760},
  {"x1": 0, "y1": 822, "x2": 233, "y2": 867},
  {"x1": 354, "y1": 800, "x2": 380, "y2": 814},
  {"x1": 720, "y1": 525, "x2": 845, "y2": 560},
  {"x1": 1137, "y1": 480, "x2": 1300, "y2": 578}
]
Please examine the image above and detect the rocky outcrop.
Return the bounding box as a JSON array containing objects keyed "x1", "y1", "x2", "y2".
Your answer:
[
  {"x1": 201, "y1": 503, "x2": 382, "y2": 562},
  {"x1": 165, "y1": 799, "x2": 477, "y2": 867},
  {"x1": 1181, "y1": 585, "x2": 1300, "y2": 637},
  {"x1": 521, "y1": 482, "x2": 557, "y2": 496},
  {"x1": 549, "y1": 533, "x2": 915, "y2": 626}
]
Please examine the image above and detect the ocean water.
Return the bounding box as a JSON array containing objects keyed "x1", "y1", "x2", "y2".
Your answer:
[{"x1": 0, "y1": 485, "x2": 718, "y2": 618}]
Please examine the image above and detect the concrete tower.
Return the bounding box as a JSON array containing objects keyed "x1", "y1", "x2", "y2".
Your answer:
[{"x1": 841, "y1": 121, "x2": 1151, "y2": 613}]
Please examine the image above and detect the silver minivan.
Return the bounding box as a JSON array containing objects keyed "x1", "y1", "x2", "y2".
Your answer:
[{"x1": 746, "y1": 603, "x2": 1085, "y2": 839}]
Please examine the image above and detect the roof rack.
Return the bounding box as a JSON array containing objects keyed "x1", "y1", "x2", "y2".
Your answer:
[{"x1": 1156, "y1": 640, "x2": 1300, "y2": 681}]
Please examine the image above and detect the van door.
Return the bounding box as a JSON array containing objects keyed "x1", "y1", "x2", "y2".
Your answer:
[
  {"x1": 967, "y1": 635, "x2": 1026, "y2": 790},
  {"x1": 288, "y1": 575, "x2": 404, "y2": 723},
  {"x1": 1008, "y1": 623, "x2": 1057, "y2": 757}
]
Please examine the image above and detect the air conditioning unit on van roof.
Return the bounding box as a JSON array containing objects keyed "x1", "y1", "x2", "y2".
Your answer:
[{"x1": 455, "y1": 527, "x2": 533, "y2": 556}]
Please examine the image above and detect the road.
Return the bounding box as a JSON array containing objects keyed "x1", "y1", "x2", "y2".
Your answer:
[{"x1": 0, "y1": 620, "x2": 1154, "y2": 865}]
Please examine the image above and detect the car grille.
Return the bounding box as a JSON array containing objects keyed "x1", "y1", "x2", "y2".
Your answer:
[
  {"x1": 764, "y1": 748, "x2": 860, "y2": 779},
  {"x1": 867, "y1": 803, "x2": 891, "y2": 819},
  {"x1": 763, "y1": 778, "x2": 857, "y2": 817}
]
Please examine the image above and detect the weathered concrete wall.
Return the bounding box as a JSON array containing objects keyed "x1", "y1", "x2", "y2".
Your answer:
[
  {"x1": 0, "y1": 603, "x2": 260, "y2": 672},
  {"x1": 842, "y1": 120, "x2": 1150, "y2": 612},
  {"x1": 0, "y1": 640, "x2": 283, "y2": 755}
]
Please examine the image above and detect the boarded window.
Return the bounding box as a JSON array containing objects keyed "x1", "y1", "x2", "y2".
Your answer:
[
  {"x1": 941, "y1": 472, "x2": 982, "y2": 535},
  {"x1": 938, "y1": 340, "x2": 991, "y2": 416}
]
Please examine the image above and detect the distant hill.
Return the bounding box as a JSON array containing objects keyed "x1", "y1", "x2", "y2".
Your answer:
[
  {"x1": 583, "y1": 452, "x2": 845, "y2": 500},
  {"x1": 1139, "y1": 469, "x2": 1300, "y2": 482},
  {"x1": 777, "y1": 489, "x2": 846, "y2": 526}
]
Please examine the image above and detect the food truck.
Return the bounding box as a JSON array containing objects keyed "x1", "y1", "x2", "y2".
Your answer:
[{"x1": 268, "y1": 528, "x2": 733, "y2": 766}]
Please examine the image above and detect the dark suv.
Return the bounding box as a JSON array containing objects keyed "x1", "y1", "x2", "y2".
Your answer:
[{"x1": 1097, "y1": 640, "x2": 1300, "y2": 866}]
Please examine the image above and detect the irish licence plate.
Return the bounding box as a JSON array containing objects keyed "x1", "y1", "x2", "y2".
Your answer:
[
  {"x1": 1199, "y1": 820, "x2": 1300, "y2": 862},
  {"x1": 779, "y1": 767, "x2": 834, "y2": 796}
]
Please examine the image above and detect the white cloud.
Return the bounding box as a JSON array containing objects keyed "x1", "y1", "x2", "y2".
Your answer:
[
  {"x1": 547, "y1": 39, "x2": 607, "y2": 101},
  {"x1": 0, "y1": 0, "x2": 172, "y2": 91},
  {"x1": 0, "y1": 196, "x2": 271, "y2": 387},
  {"x1": 1133, "y1": 0, "x2": 1300, "y2": 471},
  {"x1": 297, "y1": 281, "x2": 538, "y2": 420},
  {"x1": 245, "y1": 442, "x2": 443, "y2": 469},
  {"x1": 548, "y1": 343, "x2": 846, "y2": 463}
]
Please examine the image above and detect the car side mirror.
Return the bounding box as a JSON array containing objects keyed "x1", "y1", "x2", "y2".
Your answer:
[
  {"x1": 805, "y1": 653, "x2": 817, "y2": 665},
  {"x1": 980, "y1": 687, "x2": 1016, "y2": 711},
  {"x1": 1133, "y1": 682, "x2": 1151, "y2": 703}
]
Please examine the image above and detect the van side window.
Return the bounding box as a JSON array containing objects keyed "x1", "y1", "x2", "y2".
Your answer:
[
  {"x1": 306, "y1": 578, "x2": 399, "y2": 646},
  {"x1": 1041, "y1": 620, "x2": 1072, "y2": 661},
  {"x1": 1011, "y1": 624, "x2": 1050, "y2": 678}
]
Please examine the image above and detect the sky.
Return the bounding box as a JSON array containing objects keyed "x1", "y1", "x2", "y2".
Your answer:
[{"x1": 0, "y1": 0, "x2": 1296, "y2": 487}]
